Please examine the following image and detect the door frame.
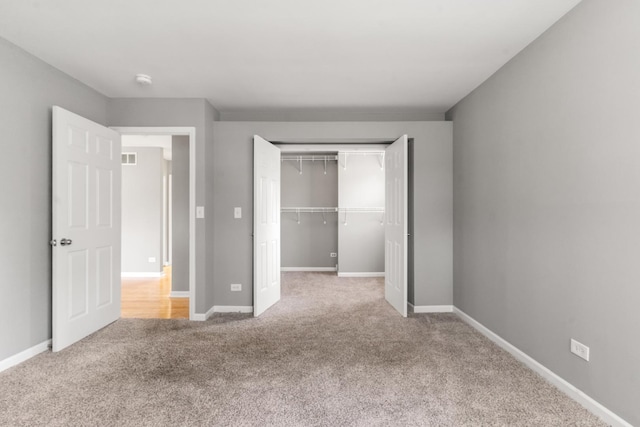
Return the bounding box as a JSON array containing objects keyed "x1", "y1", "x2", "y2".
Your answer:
[
  {"x1": 255, "y1": 138, "x2": 410, "y2": 315},
  {"x1": 111, "y1": 126, "x2": 196, "y2": 320}
]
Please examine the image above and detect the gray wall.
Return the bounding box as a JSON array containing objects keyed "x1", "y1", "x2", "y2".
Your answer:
[
  {"x1": 171, "y1": 136, "x2": 190, "y2": 292},
  {"x1": 0, "y1": 37, "x2": 109, "y2": 361},
  {"x1": 447, "y1": 0, "x2": 639, "y2": 424},
  {"x1": 108, "y1": 98, "x2": 218, "y2": 313},
  {"x1": 338, "y1": 152, "x2": 385, "y2": 273},
  {"x1": 162, "y1": 158, "x2": 171, "y2": 265},
  {"x1": 121, "y1": 147, "x2": 163, "y2": 274},
  {"x1": 212, "y1": 122, "x2": 451, "y2": 307},
  {"x1": 281, "y1": 156, "x2": 338, "y2": 268},
  {"x1": 205, "y1": 101, "x2": 220, "y2": 310}
]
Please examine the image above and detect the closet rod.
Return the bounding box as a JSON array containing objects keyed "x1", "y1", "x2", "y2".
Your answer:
[
  {"x1": 338, "y1": 207, "x2": 385, "y2": 226},
  {"x1": 338, "y1": 207, "x2": 385, "y2": 212},
  {"x1": 281, "y1": 207, "x2": 338, "y2": 213},
  {"x1": 281, "y1": 155, "x2": 338, "y2": 161},
  {"x1": 340, "y1": 151, "x2": 385, "y2": 170},
  {"x1": 281, "y1": 207, "x2": 338, "y2": 225}
]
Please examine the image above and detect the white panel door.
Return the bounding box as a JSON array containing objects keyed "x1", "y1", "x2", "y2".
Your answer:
[
  {"x1": 385, "y1": 135, "x2": 408, "y2": 317},
  {"x1": 52, "y1": 106, "x2": 121, "y2": 351},
  {"x1": 253, "y1": 135, "x2": 281, "y2": 316}
]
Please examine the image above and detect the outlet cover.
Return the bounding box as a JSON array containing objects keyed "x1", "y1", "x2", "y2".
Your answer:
[
  {"x1": 234, "y1": 207, "x2": 242, "y2": 219},
  {"x1": 330, "y1": 252, "x2": 337, "y2": 257},
  {"x1": 570, "y1": 339, "x2": 590, "y2": 361},
  {"x1": 148, "y1": 257, "x2": 156, "y2": 263},
  {"x1": 230, "y1": 283, "x2": 242, "y2": 292}
]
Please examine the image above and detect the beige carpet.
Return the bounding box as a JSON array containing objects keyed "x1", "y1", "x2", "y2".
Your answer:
[{"x1": 0, "y1": 272, "x2": 605, "y2": 426}]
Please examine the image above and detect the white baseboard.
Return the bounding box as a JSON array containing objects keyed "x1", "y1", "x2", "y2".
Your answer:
[
  {"x1": 409, "y1": 303, "x2": 453, "y2": 313},
  {"x1": 213, "y1": 305, "x2": 253, "y2": 313},
  {"x1": 169, "y1": 291, "x2": 189, "y2": 298},
  {"x1": 192, "y1": 305, "x2": 216, "y2": 321},
  {"x1": 281, "y1": 267, "x2": 337, "y2": 272},
  {"x1": 453, "y1": 307, "x2": 632, "y2": 427},
  {"x1": 193, "y1": 305, "x2": 253, "y2": 320},
  {"x1": 337, "y1": 272, "x2": 385, "y2": 278},
  {"x1": 0, "y1": 340, "x2": 51, "y2": 373},
  {"x1": 121, "y1": 272, "x2": 164, "y2": 278}
]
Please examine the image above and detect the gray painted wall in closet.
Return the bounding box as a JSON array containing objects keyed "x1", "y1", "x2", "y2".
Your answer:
[
  {"x1": 338, "y1": 153, "x2": 385, "y2": 274},
  {"x1": 281, "y1": 157, "x2": 338, "y2": 269}
]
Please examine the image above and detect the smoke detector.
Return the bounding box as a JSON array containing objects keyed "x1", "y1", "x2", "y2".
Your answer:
[{"x1": 135, "y1": 74, "x2": 152, "y2": 85}]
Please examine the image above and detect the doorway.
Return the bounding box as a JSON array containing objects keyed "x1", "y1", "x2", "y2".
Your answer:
[
  {"x1": 253, "y1": 136, "x2": 408, "y2": 317},
  {"x1": 119, "y1": 134, "x2": 189, "y2": 319},
  {"x1": 112, "y1": 127, "x2": 197, "y2": 321}
]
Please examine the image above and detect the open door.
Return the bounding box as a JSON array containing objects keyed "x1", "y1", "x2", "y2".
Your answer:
[
  {"x1": 253, "y1": 135, "x2": 281, "y2": 316},
  {"x1": 52, "y1": 106, "x2": 121, "y2": 351},
  {"x1": 385, "y1": 135, "x2": 408, "y2": 317}
]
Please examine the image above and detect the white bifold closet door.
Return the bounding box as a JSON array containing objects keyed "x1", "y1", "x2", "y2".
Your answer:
[
  {"x1": 384, "y1": 135, "x2": 408, "y2": 317},
  {"x1": 253, "y1": 135, "x2": 281, "y2": 316},
  {"x1": 52, "y1": 106, "x2": 122, "y2": 351}
]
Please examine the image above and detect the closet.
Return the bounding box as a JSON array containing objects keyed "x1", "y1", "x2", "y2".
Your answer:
[
  {"x1": 254, "y1": 135, "x2": 407, "y2": 317},
  {"x1": 279, "y1": 149, "x2": 386, "y2": 277}
]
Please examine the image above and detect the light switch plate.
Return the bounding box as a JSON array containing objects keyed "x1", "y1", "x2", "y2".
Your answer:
[
  {"x1": 196, "y1": 206, "x2": 205, "y2": 218},
  {"x1": 234, "y1": 207, "x2": 242, "y2": 219}
]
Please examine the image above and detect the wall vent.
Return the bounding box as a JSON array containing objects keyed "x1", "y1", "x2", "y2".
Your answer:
[{"x1": 122, "y1": 152, "x2": 137, "y2": 165}]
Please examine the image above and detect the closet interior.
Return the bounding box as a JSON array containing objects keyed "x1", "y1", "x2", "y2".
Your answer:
[{"x1": 280, "y1": 148, "x2": 386, "y2": 276}]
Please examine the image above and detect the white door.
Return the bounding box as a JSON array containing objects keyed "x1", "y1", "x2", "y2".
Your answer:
[
  {"x1": 385, "y1": 135, "x2": 408, "y2": 317},
  {"x1": 52, "y1": 106, "x2": 121, "y2": 351},
  {"x1": 253, "y1": 135, "x2": 281, "y2": 316}
]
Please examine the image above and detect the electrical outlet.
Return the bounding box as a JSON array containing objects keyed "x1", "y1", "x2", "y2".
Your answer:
[
  {"x1": 330, "y1": 252, "x2": 337, "y2": 257},
  {"x1": 148, "y1": 257, "x2": 156, "y2": 263},
  {"x1": 234, "y1": 207, "x2": 242, "y2": 219},
  {"x1": 570, "y1": 339, "x2": 590, "y2": 361},
  {"x1": 230, "y1": 283, "x2": 242, "y2": 292}
]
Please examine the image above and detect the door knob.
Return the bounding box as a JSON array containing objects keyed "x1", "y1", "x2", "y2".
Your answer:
[{"x1": 60, "y1": 238, "x2": 73, "y2": 246}]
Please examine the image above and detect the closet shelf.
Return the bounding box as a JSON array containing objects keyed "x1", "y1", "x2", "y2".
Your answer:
[
  {"x1": 339, "y1": 151, "x2": 385, "y2": 170},
  {"x1": 282, "y1": 155, "x2": 337, "y2": 175},
  {"x1": 281, "y1": 155, "x2": 338, "y2": 161},
  {"x1": 281, "y1": 207, "x2": 338, "y2": 225},
  {"x1": 338, "y1": 207, "x2": 386, "y2": 226},
  {"x1": 338, "y1": 207, "x2": 385, "y2": 213},
  {"x1": 281, "y1": 207, "x2": 338, "y2": 213}
]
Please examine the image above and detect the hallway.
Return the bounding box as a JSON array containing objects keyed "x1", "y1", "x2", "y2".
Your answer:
[{"x1": 121, "y1": 266, "x2": 188, "y2": 319}]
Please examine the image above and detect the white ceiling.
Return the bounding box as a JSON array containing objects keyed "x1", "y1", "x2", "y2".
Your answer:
[{"x1": 0, "y1": 0, "x2": 582, "y2": 113}]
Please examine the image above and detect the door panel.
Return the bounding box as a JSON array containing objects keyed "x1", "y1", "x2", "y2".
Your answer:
[
  {"x1": 52, "y1": 106, "x2": 121, "y2": 351},
  {"x1": 253, "y1": 135, "x2": 281, "y2": 316},
  {"x1": 384, "y1": 135, "x2": 408, "y2": 316}
]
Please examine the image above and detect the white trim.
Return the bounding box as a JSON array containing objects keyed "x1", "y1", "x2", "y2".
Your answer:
[
  {"x1": 121, "y1": 272, "x2": 164, "y2": 278},
  {"x1": 281, "y1": 267, "x2": 337, "y2": 272},
  {"x1": 111, "y1": 127, "x2": 197, "y2": 321},
  {"x1": 278, "y1": 143, "x2": 391, "y2": 152},
  {"x1": 192, "y1": 305, "x2": 216, "y2": 321},
  {"x1": 169, "y1": 291, "x2": 189, "y2": 298},
  {"x1": 0, "y1": 340, "x2": 51, "y2": 373},
  {"x1": 213, "y1": 306, "x2": 254, "y2": 313},
  {"x1": 337, "y1": 272, "x2": 385, "y2": 277},
  {"x1": 409, "y1": 303, "x2": 453, "y2": 313},
  {"x1": 453, "y1": 307, "x2": 632, "y2": 427}
]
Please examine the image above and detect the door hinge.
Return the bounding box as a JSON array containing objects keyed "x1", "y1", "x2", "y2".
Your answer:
[{"x1": 50, "y1": 239, "x2": 57, "y2": 247}]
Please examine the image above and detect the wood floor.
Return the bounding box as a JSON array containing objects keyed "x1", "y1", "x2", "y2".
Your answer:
[{"x1": 121, "y1": 266, "x2": 189, "y2": 319}]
